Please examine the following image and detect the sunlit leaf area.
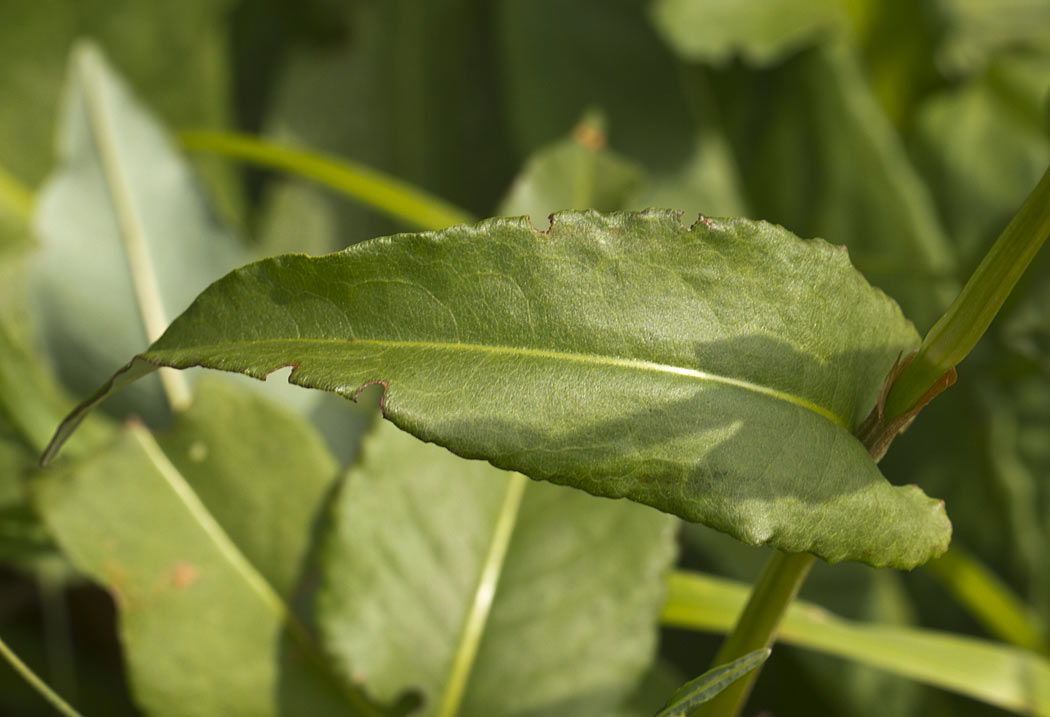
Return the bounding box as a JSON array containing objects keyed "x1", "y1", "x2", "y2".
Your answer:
[{"x1": 2, "y1": 1, "x2": 1050, "y2": 716}]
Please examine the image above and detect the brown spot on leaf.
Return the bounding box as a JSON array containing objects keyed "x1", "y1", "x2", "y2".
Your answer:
[
  {"x1": 572, "y1": 121, "x2": 606, "y2": 151},
  {"x1": 169, "y1": 561, "x2": 200, "y2": 589}
]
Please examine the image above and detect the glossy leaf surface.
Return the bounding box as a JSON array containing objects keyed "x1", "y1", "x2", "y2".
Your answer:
[
  {"x1": 48, "y1": 210, "x2": 949, "y2": 567},
  {"x1": 319, "y1": 421, "x2": 675, "y2": 716}
]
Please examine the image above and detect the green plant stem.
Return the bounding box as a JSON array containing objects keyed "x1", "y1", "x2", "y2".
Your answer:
[
  {"x1": 179, "y1": 130, "x2": 475, "y2": 232},
  {"x1": 0, "y1": 632, "x2": 84, "y2": 717},
  {"x1": 692, "y1": 551, "x2": 815, "y2": 716},
  {"x1": 437, "y1": 472, "x2": 527, "y2": 717},
  {"x1": 884, "y1": 161, "x2": 1050, "y2": 422}
]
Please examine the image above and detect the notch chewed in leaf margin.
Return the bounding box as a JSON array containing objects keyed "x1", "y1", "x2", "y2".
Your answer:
[{"x1": 42, "y1": 210, "x2": 951, "y2": 569}]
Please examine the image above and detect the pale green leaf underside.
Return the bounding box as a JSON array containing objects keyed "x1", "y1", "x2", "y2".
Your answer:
[{"x1": 46, "y1": 210, "x2": 949, "y2": 567}]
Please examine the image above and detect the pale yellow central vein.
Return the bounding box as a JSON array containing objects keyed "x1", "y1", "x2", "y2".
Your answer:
[
  {"x1": 78, "y1": 45, "x2": 191, "y2": 412},
  {"x1": 130, "y1": 423, "x2": 383, "y2": 717},
  {"x1": 437, "y1": 472, "x2": 527, "y2": 717},
  {"x1": 183, "y1": 336, "x2": 848, "y2": 429}
]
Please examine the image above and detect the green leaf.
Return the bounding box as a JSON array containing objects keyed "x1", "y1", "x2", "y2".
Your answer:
[
  {"x1": 663, "y1": 570, "x2": 1050, "y2": 715},
  {"x1": 712, "y1": 42, "x2": 957, "y2": 330},
  {"x1": 0, "y1": 0, "x2": 240, "y2": 215},
  {"x1": 926, "y1": 547, "x2": 1048, "y2": 655},
  {"x1": 936, "y1": 0, "x2": 1050, "y2": 75},
  {"x1": 32, "y1": 384, "x2": 382, "y2": 717},
  {"x1": 656, "y1": 648, "x2": 770, "y2": 717},
  {"x1": 497, "y1": 0, "x2": 697, "y2": 168},
  {"x1": 650, "y1": 0, "x2": 845, "y2": 65},
  {"x1": 497, "y1": 0, "x2": 749, "y2": 221},
  {"x1": 47, "y1": 209, "x2": 950, "y2": 567},
  {"x1": 318, "y1": 420, "x2": 676, "y2": 716},
  {"x1": 31, "y1": 43, "x2": 247, "y2": 421},
  {"x1": 262, "y1": 0, "x2": 512, "y2": 250},
  {"x1": 498, "y1": 112, "x2": 644, "y2": 220},
  {"x1": 154, "y1": 378, "x2": 349, "y2": 598},
  {"x1": 911, "y1": 57, "x2": 1050, "y2": 268},
  {"x1": 0, "y1": 162, "x2": 33, "y2": 254}
]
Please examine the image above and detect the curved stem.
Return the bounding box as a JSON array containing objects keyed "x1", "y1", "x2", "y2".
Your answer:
[
  {"x1": 691, "y1": 551, "x2": 815, "y2": 716},
  {"x1": 884, "y1": 161, "x2": 1050, "y2": 422},
  {"x1": 0, "y1": 632, "x2": 84, "y2": 717},
  {"x1": 179, "y1": 131, "x2": 474, "y2": 232}
]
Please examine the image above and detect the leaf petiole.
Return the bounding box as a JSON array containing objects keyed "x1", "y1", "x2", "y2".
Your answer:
[{"x1": 883, "y1": 161, "x2": 1050, "y2": 422}]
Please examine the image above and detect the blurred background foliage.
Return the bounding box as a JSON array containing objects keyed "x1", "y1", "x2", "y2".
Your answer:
[{"x1": 1, "y1": 0, "x2": 1049, "y2": 715}]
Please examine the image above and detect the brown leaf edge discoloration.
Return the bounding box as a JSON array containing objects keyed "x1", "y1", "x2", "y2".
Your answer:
[{"x1": 857, "y1": 351, "x2": 958, "y2": 462}]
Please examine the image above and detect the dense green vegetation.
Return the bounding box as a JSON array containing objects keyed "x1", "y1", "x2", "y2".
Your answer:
[{"x1": 2, "y1": 1, "x2": 1050, "y2": 716}]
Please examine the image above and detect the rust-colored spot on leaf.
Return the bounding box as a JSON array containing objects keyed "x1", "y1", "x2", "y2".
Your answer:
[
  {"x1": 169, "y1": 561, "x2": 200, "y2": 589},
  {"x1": 572, "y1": 121, "x2": 606, "y2": 151}
]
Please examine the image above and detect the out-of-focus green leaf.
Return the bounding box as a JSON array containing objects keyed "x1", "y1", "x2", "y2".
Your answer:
[
  {"x1": 0, "y1": 162, "x2": 33, "y2": 254},
  {"x1": 32, "y1": 402, "x2": 381, "y2": 716},
  {"x1": 911, "y1": 55, "x2": 1050, "y2": 269},
  {"x1": 263, "y1": 0, "x2": 511, "y2": 251},
  {"x1": 663, "y1": 570, "x2": 1050, "y2": 715},
  {"x1": 155, "y1": 378, "x2": 346, "y2": 599},
  {"x1": 47, "y1": 210, "x2": 951, "y2": 568},
  {"x1": 0, "y1": 313, "x2": 112, "y2": 461},
  {"x1": 0, "y1": 241, "x2": 111, "y2": 573},
  {"x1": 499, "y1": 0, "x2": 749, "y2": 220},
  {"x1": 927, "y1": 547, "x2": 1048, "y2": 654},
  {"x1": 981, "y1": 382, "x2": 1050, "y2": 622},
  {"x1": 31, "y1": 43, "x2": 247, "y2": 422},
  {"x1": 625, "y1": 123, "x2": 748, "y2": 220},
  {"x1": 0, "y1": 0, "x2": 239, "y2": 217},
  {"x1": 498, "y1": 112, "x2": 644, "y2": 220},
  {"x1": 656, "y1": 648, "x2": 770, "y2": 717},
  {"x1": 713, "y1": 41, "x2": 958, "y2": 329},
  {"x1": 256, "y1": 179, "x2": 341, "y2": 257},
  {"x1": 935, "y1": 0, "x2": 1050, "y2": 75},
  {"x1": 614, "y1": 660, "x2": 688, "y2": 717},
  {"x1": 845, "y1": 0, "x2": 943, "y2": 129},
  {"x1": 650, "y1": 0, "x2": 844, "y2": 65},
  {"x1": 498, "y1": 0, "x2": 693, "y2": 168},
  {"x1": 0, "y1": 422, "x2": 53, "y2": 570},
  {"x1": 318, "y1": 420, "x2": 676, "y2": 716}
]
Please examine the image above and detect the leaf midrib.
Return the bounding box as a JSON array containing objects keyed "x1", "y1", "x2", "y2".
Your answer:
[{"x1": 153, "y1": 336, "x2": 849, "y2": 428}]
